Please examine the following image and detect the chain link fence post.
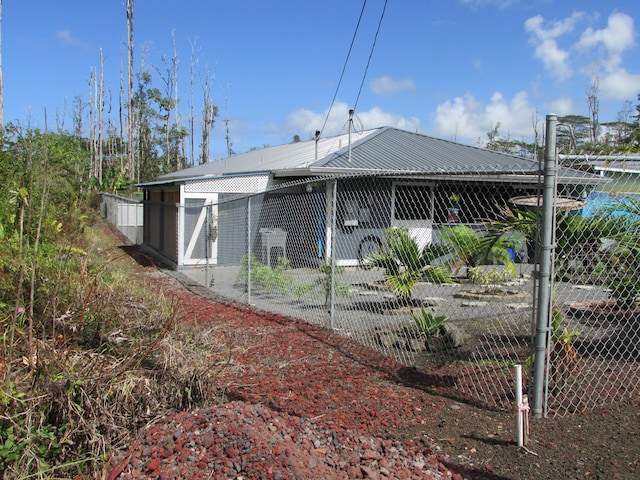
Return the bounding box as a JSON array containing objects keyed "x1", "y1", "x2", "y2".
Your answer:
[
  {"x1": 532, "y1": 113, "x2": 558, "y2": 417},
  {"x1": 247, "y1": 196, "x2": 252, "y2": 305},
  {"x1": 329, "y1": 179, "x2": 338, "y2": 330}
]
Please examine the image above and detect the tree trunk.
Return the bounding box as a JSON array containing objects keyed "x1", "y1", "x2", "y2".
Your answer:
[
  {"x1": 126, "y1": 0, "x2": 135, "y2": 182},
  {"x1": 0, "y1": 0, "x2": 4, "y2": 142}
]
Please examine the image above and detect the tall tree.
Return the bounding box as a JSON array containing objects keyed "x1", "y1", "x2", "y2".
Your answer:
[
  {"x1": 586, "y1": 72, "x2": 600, "y2": 144},
  {"x1": 126, "y1": 0, "x2": 135, "y2": 182},
  {"x1": 71, "y1": 95, "x2": 85, "y2": 138},
  {"x1": 188, "y1": 40, "x2": 197, "y2": 166},
  {"x1": 97, "y1": 48, "x2": 105, "y2": 185},
  {"x1": 119, "y1": 52, "x2": 125, "y2": 172},
  {"x1": 224, "y1": 88, "x2": 234, "y2": 157},
  {"x1": 0, "y1": 0, "x2": 3, "y2": 134},
  {"x1": 199, "y1": 65, "x2": 218, "y2": 164},
  {"x1": 556, "y1": 115, "x2": 591, "y2": 153}
]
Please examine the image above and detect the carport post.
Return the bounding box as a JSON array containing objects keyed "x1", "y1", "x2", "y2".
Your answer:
[{"x1": 531, "y1": 114, "x2": 557, "y2": 418}]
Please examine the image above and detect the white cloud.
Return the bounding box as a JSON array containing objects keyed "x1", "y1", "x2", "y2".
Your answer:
[
  {"x1": 545, "y1": 97, "x2": 575, "y2": 117},
  {"x1": 524, "y1": 12, "x2": 585, "y2": 81},
  {"x1": 55, "y1": 30, "x2": 74, "y2": 44},
  {"x1": 286, "y1": 102, "x2": 419, "y2": 138},
  {"x1": 525, "y1": 11, "x2": 638, "y2": 103},
  {"x1": 599, "y1": 69, "x2": 640, "y2": 101},
  {"x1": 370, "y1": 76, "x2": 415, "y2": 95},
  {"x1": 577, "y1": 12, "x2": 635, "y2": 58},
  {"x1": 55, "y1": 29, "x2": 93, "y2": 52},
  {"x1": 431, "y1": 91, "x2": 539, "y2": 144},
  {"x1": 575, "y1": 12, "x2": 638, "y2": 100}
]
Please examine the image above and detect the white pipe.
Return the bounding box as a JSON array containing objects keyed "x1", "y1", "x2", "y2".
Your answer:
[{"x1": 514, "y1": 364, "x2": 529, "y2": 448}]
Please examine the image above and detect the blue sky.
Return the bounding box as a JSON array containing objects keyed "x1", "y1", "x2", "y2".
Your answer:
[{"x1": 5, "y1": 0, "x2": 640, "y2": 160}]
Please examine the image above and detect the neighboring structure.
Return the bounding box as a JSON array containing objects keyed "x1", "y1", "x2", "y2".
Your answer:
[{"x1": 139, "y1": 127, "x2": 604, "y2": 274}]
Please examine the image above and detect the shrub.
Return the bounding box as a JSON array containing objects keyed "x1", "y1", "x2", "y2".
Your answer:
[{"x1": 411, "y1": 307, "x2": 448, "y2": 336}]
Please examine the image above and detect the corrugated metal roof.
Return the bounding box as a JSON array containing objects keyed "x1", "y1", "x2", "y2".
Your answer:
[
  {"x1": 157, "y1": 129, "x2": 380, "y2": 181},
  {"x1": 314, "y1": 127, "x2": 540, "y2": 174},
  {"x1": 147, "y1": 126, "x2": 604, "y2": 186}
]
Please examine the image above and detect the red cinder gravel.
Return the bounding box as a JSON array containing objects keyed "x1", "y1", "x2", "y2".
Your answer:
[
  {"x1": 106, "y1": 269, "x2": 468, "y2": 480},
  {"x1": 106, "y1": 232, "x2": 640, "y2": 480}
]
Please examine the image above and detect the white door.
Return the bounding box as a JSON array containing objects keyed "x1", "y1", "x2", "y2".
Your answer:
[{"x1": 391, "y1": 182, "x2": 433, "y2": 249}]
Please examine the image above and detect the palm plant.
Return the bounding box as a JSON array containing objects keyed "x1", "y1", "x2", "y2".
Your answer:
[
  {"x1": 364, "y1": 227, "x2": 452, "y2": 305},
  {"x1": 437, "y1": 224, "x2": 523, "y2": 277}
]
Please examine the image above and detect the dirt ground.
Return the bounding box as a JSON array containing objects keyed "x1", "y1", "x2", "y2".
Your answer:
[{"x1": 108, "y1": 243, "x2": 640, "y2": 480}]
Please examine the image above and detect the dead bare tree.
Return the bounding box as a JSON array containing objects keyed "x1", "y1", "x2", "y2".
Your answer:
[
  {"x1": 587, "y1": 71, "x2": 600, "y2": 144},
  {"x1": 72, "y1": 95, "x2": 85, "y2": 138},
  {"x1": 119, "y1": 52, "x2": 125, "y2": 172},
  {"x1": 224, "y1": 87, "x2": 234, "y2": 157},
  {"x1": 98, "y1": 48, "x2": 105, "y2": 185},
  {"x1": 171, "y1": 31, "x2": 184, "y2": 170},
  {"x1": 55, "y1": 98, "x2": 66, "y2": 133},
  {"x1": 199, "y1": 65, "x2": 217, "y2": 164},
  {"x1": 89, "y1": 67, "x2": 97, "y2": 181},
  {"x1": 531, "y1": 110, "x2": 541, "y2": 160},
  {"x1": 188, "y1": 40, "x2": 198, "y2": 166},
  {"x1": 126, "y1": 0, "x2": 135, "y2": 182}
]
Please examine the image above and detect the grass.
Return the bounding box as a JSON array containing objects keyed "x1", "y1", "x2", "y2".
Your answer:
[{"x1": 0, "y1": 219, "x2": 231, "y2": 479}]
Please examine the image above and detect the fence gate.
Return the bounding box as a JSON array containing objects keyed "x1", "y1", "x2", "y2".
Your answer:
[{"x1": 535, "y1": 115, "x2": 640, "y2": 417}]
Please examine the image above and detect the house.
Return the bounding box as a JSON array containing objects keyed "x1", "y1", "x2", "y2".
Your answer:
[{"x1": 139, "y1": 126, "x2": 604, "y2": 278}]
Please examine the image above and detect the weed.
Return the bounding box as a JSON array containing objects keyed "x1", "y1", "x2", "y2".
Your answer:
[
  {"x1": 468, "y1": 266, "x2": 517, "y2": 285},
  {"x1": 411, "y1": 307, "x2": 448, "y2": 337}
]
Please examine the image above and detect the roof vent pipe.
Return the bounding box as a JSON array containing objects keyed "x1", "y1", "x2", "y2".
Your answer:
[
  {"x1": 348, "y1": 109, "x2": 354, "y2": 162},
  {"x1": 314, "y1": 130, "x2": 320, "y2": 161}
]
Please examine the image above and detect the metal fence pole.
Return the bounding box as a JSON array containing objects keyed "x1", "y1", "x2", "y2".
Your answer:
[
  {"x1": 247, "y1": 196, "x2": 252, "y2": 305},
  {"x1": 206, "y1": 204, "x2": 212, "y2": 288},
  {"x1": 531, "y1": 114, "x2": 558, "y2": 418},
  {"x1": 329, "y1": 179, "x2": 338, "y2": 329}
]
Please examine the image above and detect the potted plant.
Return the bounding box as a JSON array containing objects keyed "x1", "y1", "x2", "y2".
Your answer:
[{"x1": 447, "y1": 194, "x2": 461, "y2": 223}]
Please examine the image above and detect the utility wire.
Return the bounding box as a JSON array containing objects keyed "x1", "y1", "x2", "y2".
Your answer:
[
  {"x1": 354, "y1": 0, "x2": 388, "y2": 112},
  {"x1": 320, "y1": 1, "x2": 368, "y2": 137}
]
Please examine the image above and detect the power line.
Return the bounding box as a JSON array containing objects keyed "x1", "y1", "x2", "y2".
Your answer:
[
  {"x1": 319, "y1": 1, "x2": 368, "y2": 137},
  {"x1": 354, "y1": 0, "x2": 388, "y2": 112}
]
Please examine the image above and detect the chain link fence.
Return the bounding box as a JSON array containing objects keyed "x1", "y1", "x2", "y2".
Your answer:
[
  {"x1": 105, "y1": 127, "x2": 640, "y2": 418},
  {"x1": 545, "y1": 149, "x2": 640, "y2": 417},
  {"x1": 176, "y1": 174, "x2": 538, "y2": 412},
  {"x1": 181, "y1": 173, "x2": 638, "y2": 417}
]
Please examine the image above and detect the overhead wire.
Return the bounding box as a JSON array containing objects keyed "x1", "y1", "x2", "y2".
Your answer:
[
  {"x1": 319, "y1": 1, "x2": 368, "y2": 137},
  {"x1": 354, "y1": 0, "x2": 388, "y2": 112},
  {"x1": 320, "y1": 0, "x2": 389, "y2": 138}
]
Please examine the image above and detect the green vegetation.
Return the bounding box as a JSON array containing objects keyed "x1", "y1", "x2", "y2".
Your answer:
[
  {"x1": 363, "y1": 227, "x2": 452, "y2": 304},
  {"x1": 411, "y1": 308, "x2": 448, "y2": 337},
  {"x1": 468, "y1": 266, "x2": 518, "y2": 285},
  {"x1": 237, "y1": 254, "x2": 299, "y2": 296},
  {"x1": 438, "y1": 225, "x2": 523, "y2": 278},
  {"x1": 591, "y1": 197, "x2": 640, "y2": 307},
  {"x1": 0, "y1": 127, "x2": 226, "y2": 479},
  {"x1": 237, "y1": 255, "x2": 352, "y2": 306}
]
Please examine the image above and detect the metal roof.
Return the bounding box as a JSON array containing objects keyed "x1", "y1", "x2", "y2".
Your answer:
[
  {"x1": 146, "y1": 126, "x2": 605, "y2": 186},
  {"x1": 156, "y1": 129, "x2": 379, "y2": 181},
  {"x1": 313, "y1": 127, "x2": 540, "y2": 174}
]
